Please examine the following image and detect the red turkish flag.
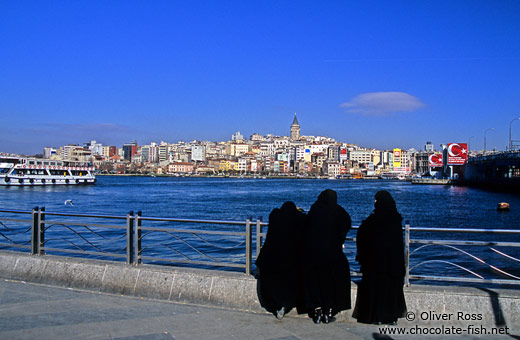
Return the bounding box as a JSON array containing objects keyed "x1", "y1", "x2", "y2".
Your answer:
[{"x1": 447, "y1": 143, "x2": 468, "y2": 165}]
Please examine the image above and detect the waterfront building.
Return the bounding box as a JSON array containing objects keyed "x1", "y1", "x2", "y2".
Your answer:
[
  {"x1": 62, "y1": 145, "x2": 92, "y2": 162},
  {"x1": 425, "y1": 141, "x2": 435, "y2": 152},
  {"x1": 158, "y1": 142, "x2": 169, "y2": 163},
  {"x1": 327, "y1": 146, "x2": 340, "y2": 161},
  {"x1": 411, "y1": 150, "x2": 430, "y2": 174},
  {"x1": 290, "y1": 113, "x2": 301, "y2": 141},
  {"x1": 227, "y1": 143, "x2": 250, "y2": 157},
  {"x1": 307, "y1": 143, "x2": 329, "y2": 156},
  {"x1": 122, "y1": 141, "x2": 138, "y2": 161},
  {"x1": 260, "y1": 142, "x2": 276, "y2": 157},
  {"x1": 323, "y1": 160, "x2": 341, "y2": 178},
  {"x1": 102, "y1": 146, "x2": 117, "y2": 158},
  {"x1": 349, "y1": 149, "x2": 373, "y2": 165},
  {"x1": 168, "y1": 162, "x2": 194, "y2": 174},
  {"x1": 195, "y1": 164, "x2": 216, "y2": 175},
  {"x1": 191, "y1": 145, "x2": 206, "y2": 162},
  {"x1": 140, "y1": 142, "x2": 159, "y2": 163},
  {"x1": 250, "y1": 159, "x2": 259, "y2": 173},
  {"x1": 371, "y1": 150, "x2": 381, "y2": 168},
  {"x1": 311, "y1": 153, "x2": 327, "y2": 174},
  {"x1": 237, "y1": 158, "x2": 248, "y2": 172},
  {"x1": 275, "y1": 152, "x2": 290, "y2": 162}
]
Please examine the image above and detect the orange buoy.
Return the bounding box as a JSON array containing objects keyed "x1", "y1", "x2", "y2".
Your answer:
[{"x1": 497, "y1": 202, "x2": 510, "y2": 211}]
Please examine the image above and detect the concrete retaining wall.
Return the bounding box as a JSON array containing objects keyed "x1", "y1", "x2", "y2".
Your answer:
[{"x1": 0, "y1": 251, "x2": 518, "y2": 331}]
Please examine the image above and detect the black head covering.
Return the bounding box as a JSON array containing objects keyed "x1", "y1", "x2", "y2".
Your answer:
[
  {"x1": 374, "y1": 190, "x2": 397, "y2": 213},
  {"x1": 281, "y1": 201, "x2": 297, "y2": 212},
  {"x1": 317, "y1": 189, "x2": 337, "y2": 205}
]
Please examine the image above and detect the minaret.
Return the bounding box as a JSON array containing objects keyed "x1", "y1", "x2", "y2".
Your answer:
[{"x1": 290, "y1": 113, "x2": 300, "y2": 141}]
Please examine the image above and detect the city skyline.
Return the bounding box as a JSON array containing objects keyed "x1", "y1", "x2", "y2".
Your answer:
[{"x1": 2, "y1": 1, "x2": 520, "y2": 154}]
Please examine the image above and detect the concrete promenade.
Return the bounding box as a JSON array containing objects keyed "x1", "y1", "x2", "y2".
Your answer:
[
  {"x1": 1, "y1": 279, "x2": 517, "y2": 340},
  {"x1": 0, "y1": 251, "x2": 518, "y2": 339}
]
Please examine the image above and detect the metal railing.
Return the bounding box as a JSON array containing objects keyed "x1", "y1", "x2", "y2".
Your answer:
[
  {"x1": 258, "y1": 221, "x2": 520, "y2": 286},
  {"x1": 1, "y1": 208, "x2": 519, "y2": 286},
  {"x1": 0, "y1": 207, "x2": 261, "y2": 275}
]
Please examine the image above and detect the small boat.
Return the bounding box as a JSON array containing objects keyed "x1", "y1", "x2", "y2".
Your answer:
[
  {"x1": 0, "y1": 156, "x2": 96, "y2": 186},
  {"x1": 497, "y1": 202, "x2": 510, "y2": 211}
]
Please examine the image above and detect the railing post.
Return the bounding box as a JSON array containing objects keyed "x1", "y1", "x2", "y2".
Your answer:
[
  {"x1": 255, "y1": 219, "x2": 262, "y2": 260},
  {"x1": 134, "y1": 211, "x2": 142, "y2": 265},
  {"x1": 39, "y1": 207, "x2": 45, "y2": 255},
  {"x1": 30, "y1": 206, "x2": 40, "y2": 255},
  {"x1": 126, "y1": 211, "x2": 134, "y2": 265},
  {"x1": 404, "y1": 220, "x2": 410, "y2": 287},
  {"x1": 245, "y1": 219, "x2": 252, "y2": 275}
]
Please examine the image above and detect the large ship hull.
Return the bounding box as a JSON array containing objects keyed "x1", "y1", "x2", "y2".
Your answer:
[
  {"x1": 1, "y1": 175, "x2": 96, "y2": 186},
  {"x1": 0, "y1": 157, "x2": 96, "y2": 187}
]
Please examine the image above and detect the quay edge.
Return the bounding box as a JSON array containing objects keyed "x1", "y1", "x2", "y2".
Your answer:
[{"x1": 0, "y1": 251, "x2": 518, "y2": 330}]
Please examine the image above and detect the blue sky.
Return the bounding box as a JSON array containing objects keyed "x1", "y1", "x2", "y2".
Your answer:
[{"x1": 2, "y1": 1, "x2": 520, "y2": 155}]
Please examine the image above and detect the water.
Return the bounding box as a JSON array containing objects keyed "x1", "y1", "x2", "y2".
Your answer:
[{"x1": 1, "y1": 176, "x2": 519, "y2": 285}]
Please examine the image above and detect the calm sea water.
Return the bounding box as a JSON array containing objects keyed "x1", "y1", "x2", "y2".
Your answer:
[
  {"x1": 2, "y1": 175, "x2": 519, "y2": 228},
  {"x1": 1, "y1": 176, "x2": 519, "y2": 284}
]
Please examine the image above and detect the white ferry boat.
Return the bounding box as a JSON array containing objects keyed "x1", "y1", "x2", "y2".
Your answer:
[{"x1": 0, "y1": 157, "x2": 96, "y2": 186}]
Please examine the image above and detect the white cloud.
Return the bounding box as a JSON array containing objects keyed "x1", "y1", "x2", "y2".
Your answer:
[{"x1": 340, "y1": 92, "x2": 425, "y2": 116}]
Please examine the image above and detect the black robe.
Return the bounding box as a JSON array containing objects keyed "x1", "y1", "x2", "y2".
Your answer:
[
  {"x1": 301, "y1": 189, "x2": 351, "y2": 315},
  {"x1": 353, "y1": 190, "x2": 407, "y2": 324},
  {"x1": 255, "y1": 201, "x2": 306, "y2": 315}
]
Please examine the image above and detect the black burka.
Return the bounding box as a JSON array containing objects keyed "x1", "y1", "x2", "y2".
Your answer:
[
  {"x1": 352, "y1": 190, "x2": 407, "y2": 324},
  {"x1": 255, "y1": 201, "x2": 305, "y2": 316},
  {"x1": 301, "y1": 189, "x2": 351, "y2": 316}
]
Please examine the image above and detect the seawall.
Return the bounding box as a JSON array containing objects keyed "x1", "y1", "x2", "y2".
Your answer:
[{"x1": 0, "y1": 251, "x2": 518, "y2": 331}]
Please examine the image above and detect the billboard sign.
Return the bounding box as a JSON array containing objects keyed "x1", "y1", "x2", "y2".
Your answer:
[
  {"x1": 393, "y1": 148, "x2": 401, "y2": 168},
  {"x1": 447, "y1": 143, "x2": 468, "y2": 165},
  {"x1": 429, "y1": 153, "x2": 443, "y2": 167}
]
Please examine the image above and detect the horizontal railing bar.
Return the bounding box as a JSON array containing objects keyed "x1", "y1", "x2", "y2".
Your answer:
[
  {"x1": 411, "y1": 239, "x2": 520, "y2": 247},
  {"x1": 0, "y1": 218, "x2": 32, "y2": 224},
  {"x1": 0, "y1": 209, "x2": 32, "y2": 215},
  {"x1": 0, "y1": 244, "x2": 31, "y2": 250},
  {"x1": 41, "y1": 212, "x2": 128, "y2": 220},
  {"x1": 42, "y1": 247, "x2": 126, "y2": 258},
  {"x1": 139, "y1": 216, "x2": 250, "y2": 226},
  {"x1": 43, "y1": 220, "x2": 126, "y2": 230},
  {"x1": 139, "y1": 256, "x2": 246, "y2": 268},
  {"x1": 139, "y1": 225, "x2": 246, "y2": 236},
  {"x1": 410, "y1": 275, "x2": 520, "y2": 285},
  {"x1": 408, "y1": 227, "x2": 520, "y2": 234}
]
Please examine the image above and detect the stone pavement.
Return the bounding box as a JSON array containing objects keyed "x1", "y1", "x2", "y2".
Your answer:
[{"x1": 0, "y1": 279, "x2": 517, "y2": 340}]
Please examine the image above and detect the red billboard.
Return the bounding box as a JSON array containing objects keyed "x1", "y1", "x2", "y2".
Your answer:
[
  {"x1": 447, "y1": 143, "x2": 468, "y2": 165},
  {"x1": 428, "y1": 153, "x2": 443, "y2": 167}
]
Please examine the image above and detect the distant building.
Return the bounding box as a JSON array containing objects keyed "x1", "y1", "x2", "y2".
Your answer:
[
  {"x1": 290, "y1": 113, "x2": 301, "y2": 141},
  {"x1": 168, "y1": 162, "x2": 194, "y2": 174},
  {"x1": 250, "y1": 133, "x2": 263, "y2": 142},
  {"x1": 84, "y1": 140, "x2": 103, "y2": 156},
  {"x1": 425, "y1": 141, "x2": 435, "y2": 152},
  {"x1": 43, "y1": 147, "x2": 58, "y2": 159},
  {"x1": 102, "y1": 146, "x2": 117, "y2": 158},
  {"x1": 191, "y1": 145, "x2": 206, "y2": 162},
  {"x1": 122, "y1": 141, "x2": 138, "y2": 161},
  {"x1": 349, "y1": 150, "x2": 373, "y2": 164},
  {"x1": 232, "y1": 131, "x2": 244, "y2": 141}
]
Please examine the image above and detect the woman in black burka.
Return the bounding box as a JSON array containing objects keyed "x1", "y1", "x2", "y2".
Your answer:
[
  {"x1": 255, "y1": 201, "x2": 306, "y2": 319},
  {"x1": 352, "y1": 190, "x2": 407, "y2": 324},
  {"x1": 302, "y1": 189, "x2": 351, "y2": 324}
]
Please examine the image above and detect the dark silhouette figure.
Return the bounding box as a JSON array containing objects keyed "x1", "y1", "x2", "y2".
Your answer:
[
  {"x1": 302, "y1": 189, "x2": 351, "y2": 324},
  {"x1": 255, "y1": 201, "x2": 306, "y2": 319},
  {"x1": 353, "y1": 190, "x2": 407, "y2": 324}
]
